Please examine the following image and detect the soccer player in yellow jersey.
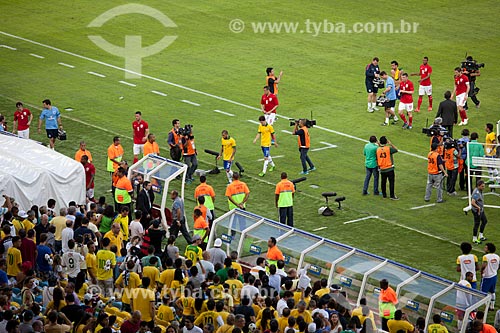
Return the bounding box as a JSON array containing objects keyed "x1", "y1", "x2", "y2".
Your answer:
[
  {"x1": 194, "y1": 299, "x2": 221, "y2": 329},
  {"x1": 176, "y1": 289, "x2": 196, "y2": 316},
  {"x1": 427, "y1": 314, "x2": 449, "y2": 333},
  {"x1": 253, "y1": 115, "x2": 278, "y2": 177},
  {"x1": 217, "y1": 130, "x2": 236, "y2": 183}
]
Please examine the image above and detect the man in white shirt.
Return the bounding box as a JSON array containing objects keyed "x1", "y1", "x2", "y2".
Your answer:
[
  {"x1": 183, "y1": 316, "x2": 203, "y2": 333},
  {"x1": 61, "y1": 220, "x2": 74, "y2": 253},
  {"x1": 62, "y1": 239, "x2": 84, "y2": 283},
  {"x1": 241, "y1": 275, "x2": 260, "y2": 300},
  {"x1": 208, "y1": 238, "x2": 227, "y2": 267},
  {"x1": 129, "y1": 210, "x2": 144, "y2": 240}
]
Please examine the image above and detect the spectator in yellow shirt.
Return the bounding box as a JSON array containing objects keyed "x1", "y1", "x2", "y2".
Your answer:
[
  {"x1": 103, "y1": 223, "x2": 124, "y2": 254},
  {"x1": 114, "y1": 206, "x2": 130, "y2": 242},
  {"x1": 6, "y1": 236, "x2": 22, "y2": 277}
]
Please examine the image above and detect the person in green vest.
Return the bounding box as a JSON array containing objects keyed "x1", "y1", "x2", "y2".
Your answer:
[{"x1": 275, "y1": 172, "x2": 295, "y2": 227}]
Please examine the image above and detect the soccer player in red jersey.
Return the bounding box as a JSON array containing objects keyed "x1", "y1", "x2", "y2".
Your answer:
[
  {"x1": 132, "y1": 111, "x2": 149, "y2": 163},
  {"x1": 451, "y1": 68, "x2": 470, "y2": 126},
  {"x1": 81, "y1": 155, "x2": 96, "y2": 202},
  {"x1": 260, "y1": 86, "x2": 279, "y2": 125},
  {"x1": 411, "y1": 57, "x2": 433, "y2": 112},
  {"x1": 398, "y1": 73, "x2": 415, "y2": 129},
  {"x1": 13, "y1": 101, "x2": 33, "y2": 139}
]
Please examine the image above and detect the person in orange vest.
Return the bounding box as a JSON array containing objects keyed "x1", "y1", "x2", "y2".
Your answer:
[
  {"x1": 143, "y1": 133, "x2": 160, "y2": 156},
  {"x1": 379, "y1": 279, "x2": 398, "y2": 331},
  {"x1": 444, "y1": 139, "x2": 460, "y2": 196},
  {"x1": 425, "y1": 142, "x2": 448, "y2": 203},
  {"x1": 181, "y1": 131, "x2": 197, "y2": 184},
  {"x1": 376, "y1": 136, "x2": 398, "y2": 200},
  {"x1": 293, "y1": 119, "x2": 315, "y2": 175}
]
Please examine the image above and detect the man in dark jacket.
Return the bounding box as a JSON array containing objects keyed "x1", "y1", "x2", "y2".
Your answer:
[
  {"x1": 436, "y1": 90, "x2": 458, "y2": 138},
  {"x1": 136, "y1": 181, "x2": 154, "y2": 229}
]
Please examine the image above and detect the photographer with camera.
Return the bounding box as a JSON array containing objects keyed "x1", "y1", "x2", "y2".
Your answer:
[
  {"x1": 181, "y1": 126, "x2": 198, "y2": 184},
  {"x1": 365, "y1": 57, "x2": 380, "y2": 112},
  {"x1": 293, "y1": 119, "x2": 315, "y2": 175},
  {"x1": 428, "y1": 117, "x2": 446, "y2": 156},
  {"x1": 462, "y1": 56, "x2": 483, "y2": 109},
  {"x1": 451, "y1": 67, "x2": 470, "y2": 126},
  {"x1": 168, "y1": 119, "x2": 182, "y2": 161},
  {"x1": 380, "y1": 71, "x2": 398, "y2": 126}
]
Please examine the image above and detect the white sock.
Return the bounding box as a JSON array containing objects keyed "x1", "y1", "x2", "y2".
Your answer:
[
  {"x1": 480, "y1": 233, "x2": 484, "y2": 239},
  {"x1": 263, "y1": 160, "x2": 269, "y2": 173},
  {"x1": 490, "y1": 293, "x2": 496, "y2": 309},
  {"x1": 473, "y1": 236, "x2": 478, "y2": 242},
  {"x1": 269, "y1": 156, "x2": 275, "y2": 167},
  {"x1": 393, "y1": 115, "x2": 398, "y2": 121},
  {"x1": 385, "y1": 117, "x2": 389, "y2": 124},
  {"x1": 368, "y1": 102, "x2": 371, "y2": 109},
  {"x1": 226, "y1": 170, "x2": 233, "y2": 183}
]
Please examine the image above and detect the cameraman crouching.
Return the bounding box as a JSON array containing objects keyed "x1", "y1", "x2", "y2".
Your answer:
[
  {"x1": 293, "y1": 119, "x2": 315, "y2": 175},
  {"x1": 181, "y1": 131, "x2": 198, "y2": 184}
]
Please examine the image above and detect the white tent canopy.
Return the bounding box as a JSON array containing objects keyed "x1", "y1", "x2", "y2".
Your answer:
[{"x1": 0, "y1": 133, "x2": 86, "y2": 212}]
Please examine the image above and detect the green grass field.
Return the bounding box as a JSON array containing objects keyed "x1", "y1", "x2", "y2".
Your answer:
[{"x1": 1, "y1": 0, "x2": 500, "y2": 286}]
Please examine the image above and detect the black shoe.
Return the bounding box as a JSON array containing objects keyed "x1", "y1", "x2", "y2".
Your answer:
[
  {"x1": 362, "y1": 191, "x2": 369, "y2": 196},
  {"x1": 390, "y1": 196, "x2": 400, "y2": 200}
]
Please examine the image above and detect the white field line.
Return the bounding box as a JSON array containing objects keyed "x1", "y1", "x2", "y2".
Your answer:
[
  {"x1": 0, "y1": 44, "x2": 16, "y2": 50},
  {"x1": 311, "y1": 141, "x2": 337, "y2": 152},
  {"x1": 88, "y1": 71, "x2": 106, "y2": 78},
  {"x1": 181, "y1": 99, "x2": 200, "y2": 106},
  {"x1": 151, "y1": 90, "x2": 167, "y2": 97},
  {"x1": 0, "y1": 31, "x2": 429, "y2": 161},
  {"x1": 247, "y1": 120, "x2": 260, "y2": 125},
  {"x1": 29, "y1": 53, "x2": 44, "y2": 59},
  {"x1": 281, "y1": 130, "x2": 293, "y2": 134},
  {"x1": 213, "y1": 110, "x2": 235, "y2": 117},
  {"x1": 119, "y1": 80, "x2": 136, "y2": 87},
  {"x1": 313, "y1": 226, "x2": 328, "y2": 231},
  {"x1": 58, "y1": 62, "x2": 75, "y2": 68},
  {"x1": 410, "y1": 203, "x2": 436, "y2": 210},
  {"x1": 257, "y1": 155, "x2": 284, "y2": 162},
  {"x1": 343, "y1": 216, "x2": 379, "y2": 224}
]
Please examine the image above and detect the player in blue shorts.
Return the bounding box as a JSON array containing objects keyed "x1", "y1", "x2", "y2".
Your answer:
[
  {"x1": 217, "y1": 130, "x2": 236, "y2": 183},
  {"x1": 253, "y1": 116, "x2": 278, "y2": 177}
]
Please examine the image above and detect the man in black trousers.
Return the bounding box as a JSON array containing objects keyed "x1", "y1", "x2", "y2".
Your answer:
[{"x1": 436, "y1": 91, "x2": 458, "y2": 138}]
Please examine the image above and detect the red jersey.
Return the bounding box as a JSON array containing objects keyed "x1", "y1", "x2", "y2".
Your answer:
[
  {"x1": 399, "y1": 80, "x2": 414, "y2": 103},
  {"x1": 132, "y1": 120, "x2": 149, "y2": 144},
  {"x1": 84, "y1": 162, "x2": 95, "y2": 189},
  {"x1": 455, "y1": 74, "x2": 469, "y2": 95},
  {"x1": 14, "y1": 108, "x2": 32, "y2": 131},
  {"x1": 261, "y1": 93, "x2": 279, "y2": 113},
  {"x1": 419, "y1": 64, "x2": 432, "y2": 86}
]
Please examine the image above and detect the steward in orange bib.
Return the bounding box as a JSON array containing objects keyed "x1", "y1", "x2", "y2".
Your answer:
[
  {"x1": 293, "y1": 119, "x2": 315, "y2": 175},
  {"x1": 376, "y1": 136, "x2": 398, "y2": 200},
  {"x1": 424, "y1": 142, "x2": 447, "y2": 203},
  {"x1": 444, "y1": 140, "x2": 460, "y2": 195},
  {"x1": 167, "y1": 119, "x2": 182, "y2": 161}
]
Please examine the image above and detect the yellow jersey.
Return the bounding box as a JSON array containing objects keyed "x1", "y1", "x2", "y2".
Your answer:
[
  {"x1": 258, "y1": 123, "x2": 275, "y2": 147},
  {"x1": 132, "y1": 288, "x2": 155, "y2": 322},
  {"x1": 114, "y1": 214, "x2": 129, "y2": 241},
  {"x1": 7, "y1": 247, "x2": 22, "y2": 276},
  {"x1": 96, "y1": 249, "x2": 116, "y2": 280},
  {"x1": 157, "y1": 304, "x2": 175, "y2": 323},
  {"x1": 115, "y1": 271, "x2": 141, "y2": 304},
  {"x1": 195, "y1": 310, "x2": 221, "y2": 329},
  {"x1": 486, "y1": 132, "x2": 497, "y2": 156},
  {"x1": 142, "y1": 266, "x2": 160, "y2": 290},
  {"x1": 221, "y1": 137, "x2": 236, "y2": 161},
  {"x1": 103, "y1": 231, "x2": 124, "y2": 254},
  {"x1": 179, "y1": 296, "x2": 195, "y2": 316},
  {"x1": 226, "y1": 278, "x2": 244, "y2": 305},
  {"x1": 428, "y1": 324, "x2": 449, "y2": 333}
]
